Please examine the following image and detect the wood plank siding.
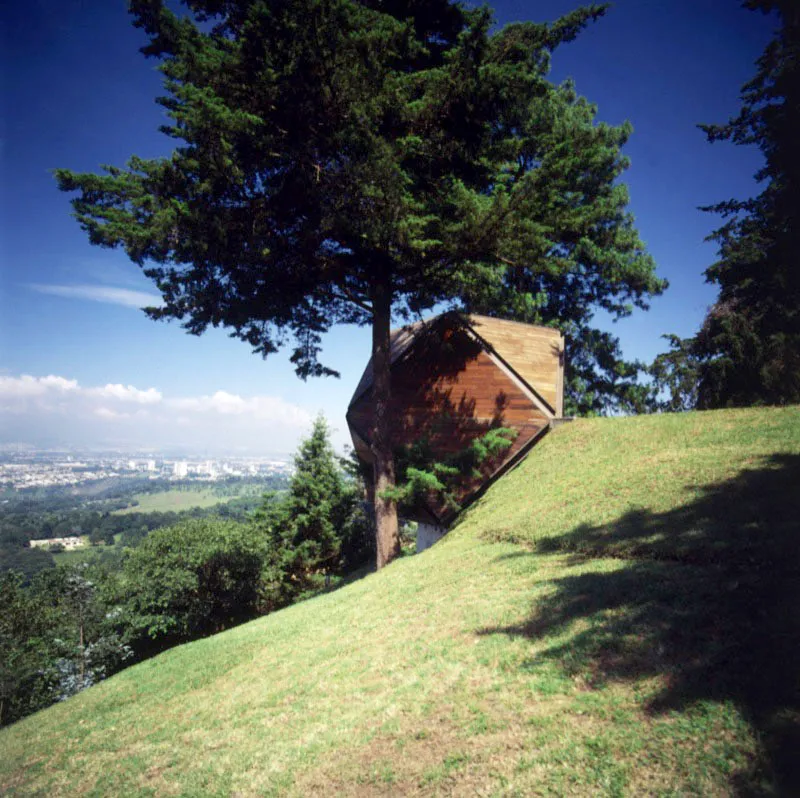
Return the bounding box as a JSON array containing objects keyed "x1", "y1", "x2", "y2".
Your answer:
[
  {"x1": 347, "y1": 316, "x2": 559, "y2": 523},
  {"x1": 467, "y1": 315, "x2": 564, "y2": 415},
  {"x1": 348, "y1": 334, "x2": 550, "y2": 456}
]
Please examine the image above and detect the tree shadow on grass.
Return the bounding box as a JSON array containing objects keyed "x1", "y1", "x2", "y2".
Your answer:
[{"x1": 480, "y1": 454, "x2": 800, "y2": 795}]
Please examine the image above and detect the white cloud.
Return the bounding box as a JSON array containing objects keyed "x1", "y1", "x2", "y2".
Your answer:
[
  {"x1": 94, "y1": 407, "x2": 130, "y2": 420},
  {"x1": 88, "y1": 384, "x2": 163, "y2": 404},
  {"x1": 0, "y1": 373, "x2": 314, "y2": 453},
  {"x1": 28, "y1": 283, "x2": 163, "y2": 309},
  {"x1": 0, "y1": 374, "x2": 78, "y2": 397},
  {"x1": 167, "y1": 391, "x2": 309, "y2": 424}
]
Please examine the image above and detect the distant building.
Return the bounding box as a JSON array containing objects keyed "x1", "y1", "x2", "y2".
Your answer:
[
  {"x1": 30, "y1": 536, "x2": 84, "y2": 551},
  {"x1": 146, "y1": 459, "x2": 157, "y2": 472},
  {"x1": 173, "y1": 461, "x2": 188, "y2": 478}
]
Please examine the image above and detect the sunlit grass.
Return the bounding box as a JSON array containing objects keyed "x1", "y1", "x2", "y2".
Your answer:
[
  {"x1": 112, "y1": 488, "x2": 234, "y2": 515},
  {"x1": 2, "y1": 406, "x2": 798, "y2": 795}
]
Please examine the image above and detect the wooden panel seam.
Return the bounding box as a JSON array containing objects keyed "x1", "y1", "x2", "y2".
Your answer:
[{"x1": 465, "y1": 326, "x2": 556, "y2": 418}]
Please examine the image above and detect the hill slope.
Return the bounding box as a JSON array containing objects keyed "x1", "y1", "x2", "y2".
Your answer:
[{"x1": 2, "y1": 407, "x2": 799, "y2": 796}]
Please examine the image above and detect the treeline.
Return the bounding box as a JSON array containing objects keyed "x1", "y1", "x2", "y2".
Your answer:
[
  {"x1": 0, "y1": 478, "x2": 288, "y2": 582},
  {"x1": 0, "y1": 499, "x2": 262, "y2": 581},
  {"x1": 0, "y1": 417, "x2": 371, "y2": 727},
  {"x1": 0, "y1": 474, "x2": 287, "y2": 539}
]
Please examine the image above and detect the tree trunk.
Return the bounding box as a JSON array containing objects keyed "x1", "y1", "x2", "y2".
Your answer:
[
  {"x1": 370, "y1": 277, "x2": 401, "y2": 569},
  {"x1": 78, "y1": 614, "x2": 85, "y2": 688}
]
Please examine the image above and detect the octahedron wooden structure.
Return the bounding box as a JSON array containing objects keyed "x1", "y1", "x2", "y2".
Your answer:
[{"x1": 346, "y1": 313, "x2": 565, "y2": 528}]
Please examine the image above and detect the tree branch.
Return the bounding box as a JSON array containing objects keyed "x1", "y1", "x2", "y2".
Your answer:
[{"x1": 331, "y1": 287, "x2": 372, "y2": 314}]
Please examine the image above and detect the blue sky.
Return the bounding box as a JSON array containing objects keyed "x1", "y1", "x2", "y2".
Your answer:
[{"x1": 0, "y1": 0, "x2": 774, "y2": 453}]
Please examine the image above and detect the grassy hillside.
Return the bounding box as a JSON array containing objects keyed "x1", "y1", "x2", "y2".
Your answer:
[{"x1": 2, "y1": 407, "x2": 798, "y2": 796}]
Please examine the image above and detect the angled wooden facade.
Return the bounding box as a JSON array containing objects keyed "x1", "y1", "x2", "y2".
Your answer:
[{"x1": 347, "y1": 313, "x2": 565, "y2": 526}]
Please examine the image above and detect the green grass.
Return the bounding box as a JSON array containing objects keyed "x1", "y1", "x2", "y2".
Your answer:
[
  {"x1": 112, "y1": 488, "x2": 234, "y2": 515},
  {"x1": 50, "y1": 539, "x2": 94, "y2": 566},
  {"x1": 2, "y1": 406, "x2": 799, "y2": 796}
]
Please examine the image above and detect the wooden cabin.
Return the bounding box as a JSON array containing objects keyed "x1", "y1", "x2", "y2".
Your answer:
[{"x1": 346, "y1": 313, "x2": 565, "y2": 544}]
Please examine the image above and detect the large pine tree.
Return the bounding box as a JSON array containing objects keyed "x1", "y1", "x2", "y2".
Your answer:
[
  {"x1": 654, "y1": 1, "x2": 799, "y2": 409},
  {"x1": 56, "y1": 0, "x2": 663, "y2": 567}
]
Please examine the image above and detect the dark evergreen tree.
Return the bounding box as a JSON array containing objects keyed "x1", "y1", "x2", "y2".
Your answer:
[
  {"x1": 0, "y1": 543, "x2": 55, "y2": 582},
  {"x1": 56, "y1": 0, "x2": 663, "y2": 567},
  {"x1": 654, "y1": 1, "x2": 799, "y2": 409},
  {"x1": 384, "y1": 426, "x2": 517, "y2": 519},
  {"x1": 258, "y1": 415, "x2": 369, "y2": 610}
]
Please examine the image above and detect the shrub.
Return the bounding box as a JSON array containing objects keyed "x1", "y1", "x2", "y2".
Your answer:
[{"x1": 119, "y1": 519, "x2": 266, "y2": 651}]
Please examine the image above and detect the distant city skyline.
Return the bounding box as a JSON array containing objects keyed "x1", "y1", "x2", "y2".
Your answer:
[
  {"x1": 0, "y1": 449, "x2": 294, "y2": 491},
  {"x1": 1, "y1": 1, "x2": 775, "y2": 451},
  {"x1": 0, "y1": 442, "x2": 297, "y2": 457}
]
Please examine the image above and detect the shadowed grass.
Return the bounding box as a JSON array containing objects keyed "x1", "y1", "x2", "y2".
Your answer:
[
  {"x1": 2, "y1": 406, "x2": 798, "y2": 795},
  {"x1": 470, "y1": 406, "x2": 800, "y2": 795}
]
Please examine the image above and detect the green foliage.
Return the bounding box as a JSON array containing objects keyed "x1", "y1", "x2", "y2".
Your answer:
[
  {"x1": 655, "y1": 1, "x2": 800, "y2": 409},
  {"x1": 257, "y1": 416, "x2": 370, "y2": 610},
  {"x1": 0, "y1": 544, "x2": 54, "y2": 582},
  {"x1": 0, "y1": 572, "x2": 57, "y2": 726},
  {"x1": 34, "y1": 566, "x2": 132, "y2": 703},
  {"x1": 119, "y1": 518, "x2": 266, "y2": 648},
  {"x1": 465, "y1": 427, "x2": 519, "y2": 466},
  {"x1": 0, "y1": 476, "x2": 289, "y2": 578},
  {"x1": 0, "y1": 565, "x2": 131, "y2": 727},
  {"x1": 648, "y1": 334, "x2": 702, "y2": 412},
  {"x1": 0, "y1": 476, "x2": 311, "y2": 726},
  {"x1": 386, "y1": 426, "x2": 517, "y2": 513}
]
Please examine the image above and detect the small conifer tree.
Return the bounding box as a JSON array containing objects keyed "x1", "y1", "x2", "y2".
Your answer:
[{"x1": 258, "y1": 415, "x2": 369, "y2": 610}]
